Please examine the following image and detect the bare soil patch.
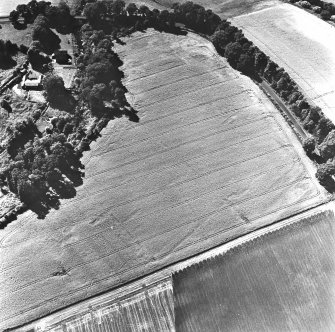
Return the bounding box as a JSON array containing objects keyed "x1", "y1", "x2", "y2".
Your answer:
[{"x1": 0, "y1": 30, "x2": 325, "y2": 330}]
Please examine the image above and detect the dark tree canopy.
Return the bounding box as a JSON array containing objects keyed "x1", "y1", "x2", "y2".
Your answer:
[{"x1": 43, "y1": 74, "x2": 66, "y2": 104}]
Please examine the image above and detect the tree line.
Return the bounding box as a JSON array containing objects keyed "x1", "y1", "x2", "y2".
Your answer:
[
  {"x1": 9, "y1": 0, "x2": 75, "y2": 32},
  {"x1": 3, "y1": 0, "x2": 335, "y2": 218},
  {"x1": 289, "y1": 0, "x2": 335, "y2": 20},
  {"x1": 74, "y1": 0, "x2": 335, "y2": 191}
]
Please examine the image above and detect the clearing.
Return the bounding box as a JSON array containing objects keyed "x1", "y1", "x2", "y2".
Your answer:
[
  {"x1": 174, "y1": 209, "x2": 335, "y2": 332},
  {"x1": 232, "y1": 3, "x2": 335, "y2": 124},
  {"x1": 0, "y1": 21, "x2": 33, "y2": 46},
  {"x1": 0, "y1": 29, "x2": 325, "y2": 330}
]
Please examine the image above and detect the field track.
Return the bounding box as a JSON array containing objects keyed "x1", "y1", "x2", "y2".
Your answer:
[
  {"x1": 0, "y1": 30, "x2": 325, "y2": 330},
  {"x1": 232, "y1": 3, "x2": 335, "y2": 124}
]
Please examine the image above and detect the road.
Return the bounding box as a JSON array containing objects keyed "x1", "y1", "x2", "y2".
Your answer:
[{"x1": 260, "y1": 80, "x2": 308, "y2": 142}]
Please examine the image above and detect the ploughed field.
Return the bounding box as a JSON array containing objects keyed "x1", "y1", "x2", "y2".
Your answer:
[
  {"x1": 174, "y1": 210, "x2": 335, "y2": 332},
  {"x1": 0, "y1": 30, "x2": 324, "y2": 329},
  {"x1": 232, "y1": 3, "x2": 335, "y2": 123}
]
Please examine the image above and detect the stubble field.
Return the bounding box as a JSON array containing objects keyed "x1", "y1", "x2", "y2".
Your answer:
[
  {"x1": 0, "y1": 30, "x2": 325, "y2": 330},
  {"x1": 232, "y1": 3, "x2": 335, "y2": 123},
  {"x1": 29, "y1": 279, "x2": 174, "y2": 332},
  {"x1": 174, "y1": 210, "x2": 335, "y2": 332}
]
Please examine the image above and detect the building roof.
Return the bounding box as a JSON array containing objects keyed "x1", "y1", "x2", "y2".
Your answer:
[{"x1": 22, "y1": 70, "x2": 43, "y2": 88}]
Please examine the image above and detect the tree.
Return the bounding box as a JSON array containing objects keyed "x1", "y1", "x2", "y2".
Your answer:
[
  {"x1": 9, "y1": 10, "x2": 19, "y2": 24},
  {"x1": 89, "y1": 83, "x2": 108, "y2": 113},
  {"x1": 63, "y1": 123, "x2": 74, "y2": 136},
  {"x1": 316, "y1": 163, "x2": 335, "y2": 190},
  {"x1": 316, "y1": 117, "x2": 334, "y2": 142},
  {"x1": 237, "y1": 53, "x2": 254, "y2": 75},
  {"x1": 212, "y1": 28, "x2": 237, "y2": 52},
  {"x1": 126, "y1": 3, "x2": 138, "y2": 16},
  {"x1": 86, "y1": 61, "x2": 113, "y2": 83},
  {"x1": 320, "y1": 10, "x2": 331, "y2": 20},
  {"x1": 319, "y1": 130, "x2": 335, "y2": 160},
  {"x1": 303, "y1": 137, "x2": 316, "y2": 155},
  {"x1": 264, "y1": 60, "x2": 278, "y2": 81},
  {"x1": 276, "y1": 77, "x2": 288, "y2": 91},
  {"x1": 254, "y1": 51, "x2": 268, "y2": 75},
  {"x1": 224, "y1": 42, "x2": 242, "y2": 68},
  {"x1": 84, "y1": 2, "x2": 107, "y2": 26},
  {"x1": 32, "y1": 16, "x2": 61, "y2": 52},
  {"x1": 109, "y1": 0, "x2": 126, "y2": 15},
  {"x1": 43, "y1": 74, "x2": 66, "y2": 104}
]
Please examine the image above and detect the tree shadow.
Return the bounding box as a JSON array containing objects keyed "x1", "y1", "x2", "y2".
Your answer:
[
  {"x1": 0, "y1": 58, "x2": 17, "y2": 70},
  {"x1": 26, "y1": 167, "x2": 84, "y2": 219},
  {"x1": 49, "y1": 93, "x2": 77, "y2": 113},
  {"x1": 125, "y1": 108, "x2": 139, "y2": 122},
  {"x1": 307, "y1": 151, "x2": 325, "y2": 164},
  {"x1": 322, "y1": 179, "x2": 335, "y2": 193}
]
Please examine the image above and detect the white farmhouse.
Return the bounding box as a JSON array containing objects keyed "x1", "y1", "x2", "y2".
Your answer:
[{"x1": 22, "y1": 70, "x2": 43, "y2": 90}]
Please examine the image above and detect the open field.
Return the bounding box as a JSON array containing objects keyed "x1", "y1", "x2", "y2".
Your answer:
[
  {"x1": 174, "y1": 209, "x2": 335, "y2": 332},
  {"x1": 232, "y1": 3, "x2": 335, "y2": 124},
  {"x1": 0, "y1": 30, "x2": 325, "y2": 330}
]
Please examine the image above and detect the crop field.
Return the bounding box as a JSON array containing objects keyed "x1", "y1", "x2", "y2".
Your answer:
[
  {"x1": 27, "y1": 279, "x2": 174, "y2": 332},
  {"x1": 0, "y1": 30, "x2": 325, "y2": 330},
  {"x1": 174, "y1": 209, "x2": 335, "y2": 332},
  {"x1": 151, "y1": 0, "x2": 280, "y2": 18},
  {"x1": 232, "y1": 3, "x2": 335, "y2": 124}
]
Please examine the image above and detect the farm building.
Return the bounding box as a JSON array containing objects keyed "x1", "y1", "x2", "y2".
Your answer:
[{"x1": 22, "y1": 70, "x2": 43, "y2": 90}]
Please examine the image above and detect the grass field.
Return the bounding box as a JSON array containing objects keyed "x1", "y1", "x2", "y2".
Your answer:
[
  {"x1": 174, "y1": 209, "x2": 335, "y2": 332},
  {"x1": 0, "y1": 22, "x2": 33, "y2": 46},
  {"x1": 0, "y1": 30, "x2": 325, "y2": 330},
  {"x1": 232, "y1": 3, "x2": 335, "y2": 124}
]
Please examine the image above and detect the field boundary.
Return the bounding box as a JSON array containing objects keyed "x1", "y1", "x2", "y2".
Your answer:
[
  {"x1": 9, "y1": 201, "x2": 332, "y2": 332},
  {"x1": 173, "y1": 207, "x2": 334, "y2": 277}
]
